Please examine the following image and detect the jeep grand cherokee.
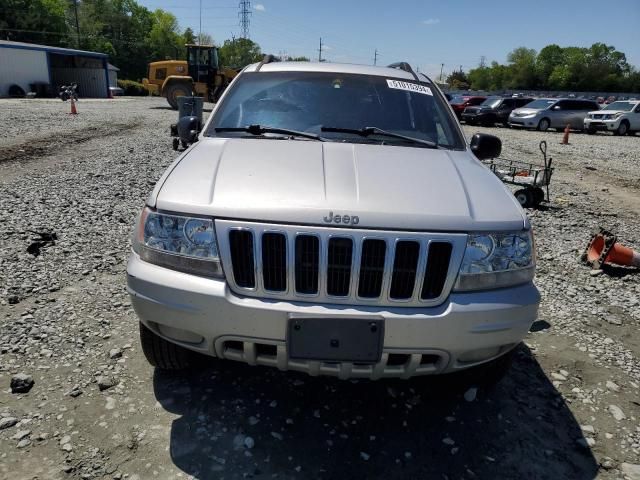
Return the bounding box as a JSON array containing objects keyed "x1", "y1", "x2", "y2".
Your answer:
[{"x1": 127, "y1": 60, "x2": 539, "y2": 382}]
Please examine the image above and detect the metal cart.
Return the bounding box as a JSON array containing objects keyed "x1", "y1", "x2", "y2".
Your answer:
[{"x1": 482, "y1": 140, "x2": 554, "y2": 208}]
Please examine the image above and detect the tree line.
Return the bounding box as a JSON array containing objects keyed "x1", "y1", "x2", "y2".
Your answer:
[
  {"x1": 0, "y1": 0, "x2": 309, "y2": 80},
  {"x1": 448, "y1": 43, "x2": 640, "y2": 93}
]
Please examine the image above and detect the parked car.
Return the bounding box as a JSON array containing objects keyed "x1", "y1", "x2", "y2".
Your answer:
[
  {"x1": 462, "y1": 96, "x2": 533, "y2": 127},
  {"x1": 584, "y1": 100, "x2": 640, "y2": 135},
  {"x1": 128, "y1": 60, "x2": 539, "y2": 382},
  {"x1": 508, "y1": 98, "x2": 599, "y2": 131},
  {"x1": 449, "y1": 95, "x2": 487, "y2": 119}
]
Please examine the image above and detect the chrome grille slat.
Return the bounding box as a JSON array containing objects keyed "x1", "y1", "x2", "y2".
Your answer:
[{"x1": 216, "y1": 220, "x2": 466, "y2": 308}]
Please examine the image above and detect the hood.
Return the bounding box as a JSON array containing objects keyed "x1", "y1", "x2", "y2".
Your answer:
[
  {"x1": 590, "y1": 109, "x2": 623, "y2": 115},
  {"x1": 151, "y1": 138, "x2": 526, "y2": 232},
  {"x1": 511, "y1": 107, "x2": 542, "y2": 116}
]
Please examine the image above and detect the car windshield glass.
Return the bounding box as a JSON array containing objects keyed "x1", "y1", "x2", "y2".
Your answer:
[
  {"x1": 603, "y1": 101, "x2": 634, "y2": 111},
  {"x1": 481, "y1": 97, "x2": 502, "y2": 108},
  {"x1": 449, "y1": 96, "x2": 468, "y2": 105},
  {"x1": 206, "y1": 71, "x2": 464, "y2": 149},
  {"x1": 522, "y1": 99, "x2": 556, "y2": 109}
]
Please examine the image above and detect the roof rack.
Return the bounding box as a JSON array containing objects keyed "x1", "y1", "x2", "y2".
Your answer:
[
  {"x1": 387, "y1": 62, "x2": 420, "y2": 82},
  {"x1": 256, "y1": 54, "x2": 278, "y2": 72}
]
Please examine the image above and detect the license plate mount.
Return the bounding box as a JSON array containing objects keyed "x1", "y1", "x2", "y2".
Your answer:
[{"x1": 287, "y1": 317, "x2": 384, "y2": 363}]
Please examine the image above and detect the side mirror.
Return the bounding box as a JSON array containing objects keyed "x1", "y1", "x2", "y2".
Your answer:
[
  {"x1": 552, "y1": 105, "x2": 561, "y2": 110},
  {"x1": 470, "y1": 133, "x2": 501, "y2": 160}
]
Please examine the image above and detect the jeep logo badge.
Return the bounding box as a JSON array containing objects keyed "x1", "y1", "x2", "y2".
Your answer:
[{"x1": 323, "y1": 211, "x2": 359, "y2": 225}]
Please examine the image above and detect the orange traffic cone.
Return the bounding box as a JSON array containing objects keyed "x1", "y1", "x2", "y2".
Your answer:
[
  {"x1": 69, "y1": 97, "x2": 78, "y2": 115},
  {"x1": 560, "y1": 124, "x2": 570, "y2": 144},
  {"x1": 582, "y1": 228, "x2": 640, "y2": 269}
]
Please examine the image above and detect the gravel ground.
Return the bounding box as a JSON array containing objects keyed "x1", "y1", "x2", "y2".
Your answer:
[{"x1": 0, "y1": 97, "x2": 639, "y2": 480}]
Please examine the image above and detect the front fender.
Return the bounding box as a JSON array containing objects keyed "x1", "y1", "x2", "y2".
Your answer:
[{"x1": 161, "y1": 76, "x2": 194, "y2": 94}]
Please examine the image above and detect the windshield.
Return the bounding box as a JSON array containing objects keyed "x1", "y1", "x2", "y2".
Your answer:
[
  {"x1": 522, "y1": 99, "x2": 556, "y2": 109},
  {"x1": 207, "y1": 71, "x2": 464, "y2": 149},
  {"x1": 449, "y1": 96, "x2": 468, "y2": 105},
  {"x1": 603, "y1": 101, "x2": 635, "y2": 111},
  {"x1": 481, "y1": 97, "x2": 502, "y2": 108}
]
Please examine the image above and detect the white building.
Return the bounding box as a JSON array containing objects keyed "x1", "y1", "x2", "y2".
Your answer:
[{"x1": 0, "y1": 40, "x2": 111, "y2": 98}]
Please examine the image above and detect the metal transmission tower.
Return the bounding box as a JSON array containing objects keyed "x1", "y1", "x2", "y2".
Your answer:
[{"x1": 239, "y1": 0, "x2": 251, "y2": 38}]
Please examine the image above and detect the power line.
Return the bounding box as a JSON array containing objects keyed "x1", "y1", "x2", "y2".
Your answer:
[{"x1": 238, "y1": 0, "x2": 251, "y2": 38}]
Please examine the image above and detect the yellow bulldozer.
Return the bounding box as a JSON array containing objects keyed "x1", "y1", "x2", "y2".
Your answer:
[{"x1": 143, "y1": 44, "x2": 237, "y2": 109}]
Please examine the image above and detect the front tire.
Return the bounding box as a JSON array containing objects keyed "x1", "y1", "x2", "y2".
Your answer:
[
  {"x1": 585, "y1": 127, "x2": 596, "y2": 135},
  {"x1": 615, "y1": 121, "x2": 629, "y2": 136},
  {"x1": 165, "y1": 83, "x2": 191, "y2": 110},
  {"x1": 139, "y1": 322, "x2": 193, "y2": 370},
  {"x1": 537, "y1": 118, "x2": 550, "y2": 131}
]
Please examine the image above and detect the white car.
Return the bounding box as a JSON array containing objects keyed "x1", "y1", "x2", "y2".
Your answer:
[{"x1": 584, "y1": 100, "x2": 640, "y2": 135}]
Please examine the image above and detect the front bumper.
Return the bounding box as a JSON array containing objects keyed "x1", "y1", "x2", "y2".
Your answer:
[
  {"x1": 127, "y1": 252, "x2": 540, "y2": 379},
  {"x1": 584, "y1": 118, "x2": 620, "y2": 131},
  {"x1": 508, "y1": 116, "x2": 537, "y2": 128}
]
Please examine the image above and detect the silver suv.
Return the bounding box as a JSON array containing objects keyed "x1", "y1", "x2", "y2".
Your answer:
[
  {"x1": 127, "y1": 60, "x2": 539, "y2": 381},
  {"x1": 509, "y1": 98, "x2": 599, "y2": 131}
]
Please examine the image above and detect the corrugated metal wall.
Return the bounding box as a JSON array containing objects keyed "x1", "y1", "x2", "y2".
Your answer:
[
  {"x1": 108, "y1": 70, "x2": 117, "y2": 87},
  {"x1": 50, "y1": 67, "x2": 107, "y2": 98},
  {"x1": 0, "y1": 48, "x2": 48, "y2": 96},
  {"x1": 49, "y1": 53, "x2": 107, "y2": 98}
]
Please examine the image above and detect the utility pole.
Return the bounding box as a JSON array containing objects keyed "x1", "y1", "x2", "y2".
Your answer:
[
  {"x1": 239, "y1": 0, "x2": 251, "y2": 39},
  {"x1": 480, "y1": 56, "x2": 486, "y2": 68},
  {"x1": 440, "y1": 63, "x2": 444, "y2": 83},
  {"x1": 318, "y1": 37, "x2": 323, "y2": 62},
  {"x1": 72, "y1": 0, "x2": 80, "y2": 48},
  {"x1": 374, "y1": 49, "x2": 378, "y2": 66},
  {"x1": 198, "y1": 0, "x2": 202, "y2": 45}
]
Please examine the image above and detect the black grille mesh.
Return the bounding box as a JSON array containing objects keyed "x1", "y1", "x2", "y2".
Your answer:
[
  {"x1": 327, "y1": 238, "x2": 353, "y2": 296},
  {"x1": 358, "y1": 239, "x2": 386, "y2": 298},
  {"x1": 389, "y1": 241, "x2": 420, "y2": 299},
  {"x1": 295, "y1": 235, "x2": 319, "y2": 294},
  {"x1": 421, "y1": 242, "x2": 452, "y2": 299},
  {"x1": 229, "y1": 230, "x2": 255, "y2": 288},
  {"x1": 262, "y1": 233, "x2": 287, "y2": 291}
]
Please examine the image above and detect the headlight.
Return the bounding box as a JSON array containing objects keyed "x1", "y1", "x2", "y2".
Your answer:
[
  {"x1": 454, "y1": 230, "x2": 535, "y2": 291},
  {"x1": 133, "y1": 207, "x2": 223, "y2": 278},
  {"x1": 612, "y1": 112, "x2": 623, "y2": 119}
]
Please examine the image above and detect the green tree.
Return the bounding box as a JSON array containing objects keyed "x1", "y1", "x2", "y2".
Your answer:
[
  {"x1": 536, "y1": 44, "x2": 564, "y2": 89},
  {"x1": 506, "y1": 47, "x2": 537, "y2": 89},
  {"x1": 446, "y1": 70, "x2": 469, "y2": 90},
  {"x1": 0, "y1": 0, "x2": 70, "y2": 46},
  {"x1": 219, "y1": 37, "x2": 262, "y2": 68},
  {"x1": 147, "y1": 9, "x2": 182, "y2": 61},
  {"x1": 183, "y1": 27, "x2": 196, "y2": 45}
]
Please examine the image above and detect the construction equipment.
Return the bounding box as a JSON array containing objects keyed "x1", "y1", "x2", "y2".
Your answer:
[{"x1": 143, "y1": 44, "x2": 237, "y2": 109}]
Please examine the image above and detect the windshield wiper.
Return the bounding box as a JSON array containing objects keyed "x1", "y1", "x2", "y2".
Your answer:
[
  {"x1": 321, "y1": 126, "x2": 438, "y2": 148},
  {"x1": 215, "y1": 125, "x2": 324, "y2": 141}
]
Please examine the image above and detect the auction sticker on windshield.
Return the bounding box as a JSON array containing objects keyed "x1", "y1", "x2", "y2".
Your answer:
[{"x1": 386, "y1": 79, "x2": 432, "y2": 95}]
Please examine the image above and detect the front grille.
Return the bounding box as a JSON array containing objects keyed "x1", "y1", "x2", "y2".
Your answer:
[
  {"x1": 295, "y1": 235, "x2": 319, "y2": 294},
  {"x1": 389, "y1": 241, "x2": 420, "y2": 299},
  {"x1": 262, "y1": 233, "x2": 287, "y2": 291},
  {"x1": 327, "y1": 238, "x2": 353, "y2": 296},
  {"x1": 228, "y1": 230, "x2": 255, "y2": 288},
  {"x1": 358, "y1": 239, "x2": 386, "y2": 298},
  {"x1": 217, "y1": 221, "x2": 464, "y2": 307}
]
